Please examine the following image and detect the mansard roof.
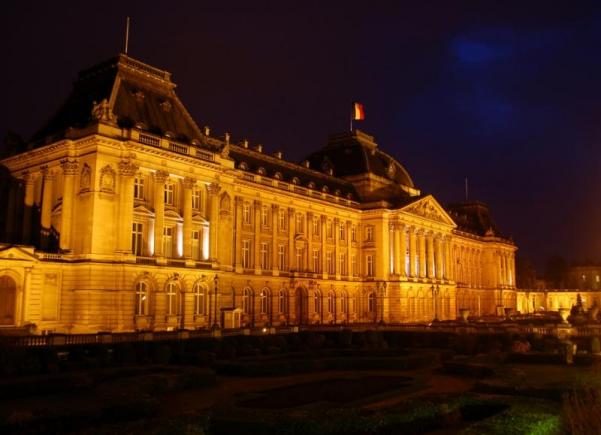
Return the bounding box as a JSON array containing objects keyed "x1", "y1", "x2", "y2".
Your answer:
[
  {"x1": 447, "y1": 201, "x2": 507, "y2": 239},
  {"x1": 32, "y1": 54, "x2": 206, "y2": 147}
]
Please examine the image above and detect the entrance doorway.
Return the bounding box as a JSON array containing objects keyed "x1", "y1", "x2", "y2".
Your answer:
[
  {"x1": 295, "y1": 287, "x2": 308, "y2": 325},
  {"x1": 0, "y1": 276, "x2": 16, "y2": 325}
]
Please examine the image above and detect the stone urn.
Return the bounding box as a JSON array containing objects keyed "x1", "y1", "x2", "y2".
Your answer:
[
  {"x1": 559, "y1": 308, "x2": 570, "y2": 324},
  {"x1": 504, "y1": 307, "x2": 514, "y2": 320},
  {"x1": 458, "y1": 308, "x2": 470, "y2": 323},
  {"x1": 588, "y1": 306, "x2": 599, "y2": 322}
]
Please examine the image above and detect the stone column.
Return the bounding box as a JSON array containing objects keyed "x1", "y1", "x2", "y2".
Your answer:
[
  {"x1": 393, "y1": 223, "x2": 401, "y2": 276},
  {"x1": 22, "y1": 172, "x2": 35, "y2": 244},
  {"x1": 207, "y1": 183, "x2": 221, "y2": 263},
  {"x1": 426, "y1": 232, "x2": 435, "y2": 279},
  {"x1": 40, "y1": 167, "x2": 55, "y2": 249},
  {"x1": 288, "y1": 207, "x2": 295, "y2": 271},
  {"x1": 435, "y1": 235, "x2": 443, "y2": 280},
  {"x1": 59, "y1": 159, "x2": 78, "y2": 252},
  {"x1": 334, "y1": 218, "x2": 340, "y2": 278},
  {"x1": 272, "y1": 204, "x2": 279, "y2": 275},
  {"x1": 321, "y1": 215, "x2": 327, "y2": 278},
  {"x1": 117, "y1": 160, "x2": 138, "y2": 254},
  {"x1": 234, "y1": 197, "x2": 243, "y2": 272},
  {"x1": 153, "y1": 170, "x2": 169, "y2": 258},
  {"x1": 497, "y1": 252, "x2": 504, "y2": 287},
  {"x1": 409, "y1": 228, "x2": 417, "y2": 278},
  {"x1": 444, "y1": 237, "x2": 452, "y2": 280},
  {"x1": 254, "y1": 200, "x2": 261, "y2": 273},
  {"x1": 399, "y1": 224, "x2": 407, "y2": 278},
  {"x1": 418, "y1": 231, "x2": 426, "y2": 278},
  {"x1": 182, "y1": 177, "x2": 195, "y2": 260},
  {"x1": 346, "y1": 220, "x2": 352, "y2": 277},
  {"x1": 307, "y1": 212, "x2": 314, "y2": 272}
]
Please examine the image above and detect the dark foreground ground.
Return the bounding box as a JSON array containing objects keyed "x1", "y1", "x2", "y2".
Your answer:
[{"x1": 0, "y1": 330, "x2": 597, "y2": 434}]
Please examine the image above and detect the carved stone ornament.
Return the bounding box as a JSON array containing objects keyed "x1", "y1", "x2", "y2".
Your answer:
[
  {"x1": 220, "y1": 143, "x2": 230, "y2": 159},
  {"x1": 60, "y1": 158, "x2": 79, "y2": 176},
  {"x1": 119, "y1": 160, "x2": 139, "y2": 177},
  {"x1": 386, "y1": 162, "x2": 396, "y2": 179},
  {"x1": 406, "y1": 200, "x2": 445, "y2": 223},
  {"x1": 220, "y1": 192, "x2": 231, "y2": 213},
  {"x1": 99, "y1": 164, "x2": 116, "y2": 193},
  {"x1": 80, "y1": 163, "x2": 92, "y2": 192},
  {"x1": 91, "y1": 99, "x2": 114, "y2": 122}
]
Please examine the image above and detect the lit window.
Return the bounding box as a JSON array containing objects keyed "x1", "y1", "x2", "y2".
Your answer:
[
  {"x1": 366, "y1": 254, "x2": 374, "y2": 277},
  {"x1": 243, "y1": 202, "x2": 251, "y2": 224},
  {"x1": 340, "y1": 253, "x2": 347, "y2": 276},
  {"x1": 260, "y1": 242, "x2": 269, "y2": 269},
  {"x1": 295, "y1": 213, "x2": 304, "y2": 234},
  {"x1": 351, "y1": 225, "x2": 356, "y2": 242},
  {"x1": 278, "y1": 244, "x2": 286, "y2": 270},
  {"x1": 164, "y1": 183, "x2": 174, "y2": 206},
  {"x1": 134, "y1": 176, "x2": 145, "y2": 200},
  {"x1": 163, "y1": 227, "x2": 173, "y2": 258},
  {"x1": 261, "y1": 205, "x2": 269, "y2": 227},
  {"x1": 131, "y1": 222, "x2": 143, "y2": 256},
  {"x1": 165, "y1": 281, "x2": 180, "y2": 316},
  {"x1": 279, "y1": 209, "x2": 287, "y2": 231},
  {"x1": 326, "y1": 251, "x2": 334, "y2": 275},
  {"x1": 352, "y1": 254, "x2": 358, "y2": 276},
  {"x1": 339, "y1": 223, "x2": 345, "y2": 241},
  {"x1": 242, "y1": 240, "x2": 251, "y2": 268},
  {"x1": 193, "y1": 283, "x2": 205, "y2": 315},
  {"x1": 191, "y1": 230, "x2": 200, "y2": 260},
  {"x1": 260, "y1": 288, "x2": 269, "y2": 314},
  {"x1": 365, "y1": 226, "x2": 374, "y2": 242},
  {"x1": 296, "y1": 247, "x2": 304, "y2": 270},
  {"x1": 192, "y1": 188, "x2": 201, "y2": 210},
  {"x1": 135, "y1": 282, "x2": 148, "y2": 316},
  {"x1": 243, "y1": 288, "x2": 252, "y2": 314},
  {"x1": 327, "y1": 220, "x2": 333, "y2": 238},
  {"x1": 368, "y1": 292, "x2": 376, "y2": 313},
  {"x1": 328, "y1": 291, "x2": 335, "y2": 313},
  {"x1": 314, "y1": 292, "x2": 322, "y2": 315},
  {"x1": 278, "y1": 289, "x2": 286, "y2": 313},
  {"x1": 312, "y1": 249, "x2": 320, "y2": 273},
  {"x1": 312, "y1": 217, "x2": 320, "y2": 236},
  {"x1": 341, "y1": 293, "x2": 347, "y2": 314}
]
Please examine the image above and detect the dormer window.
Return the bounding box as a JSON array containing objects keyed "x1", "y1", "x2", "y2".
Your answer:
[
  {"x1": 307, "y1": 181, "x2": 315, "y2": 189},
  {"x1": 335, "y1": 189, "x2": 341, "y2": 196},
  {"x1": 292, "y1": 177, "x2": 300, "y2": 185},
  {"x1": 239, "y1": 162, "x2": 249, "y2": 170},
  {"x1": 322, "y1": 185, "x2": 329, "y2": 193},
  {"x1": 257, "y1": 167, "x2": 266, "y2": 175},
  {"x1": 274, "y1": 171, "x2": 282, "y2": 180}
]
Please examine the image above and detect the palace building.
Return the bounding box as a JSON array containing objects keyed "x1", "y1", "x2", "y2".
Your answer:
[{"x1": 0, "y1": 54, "x2": 517, "y2": 333}]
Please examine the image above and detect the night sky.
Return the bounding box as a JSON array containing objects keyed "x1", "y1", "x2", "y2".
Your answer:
[{"x1": 2, "y1": 1, "x2": 601, "y2": 272}]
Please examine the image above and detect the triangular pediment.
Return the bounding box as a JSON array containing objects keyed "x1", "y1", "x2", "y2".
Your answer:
[
  {"x1": 133, "y1": 204, "x2": 155, "y2": 217},
  {"x1": 399, "y1": 195, "x2": 456, "y2": 226},
  {"x1": 0, "y1": 245, "x2": 38, "y2": 262}
]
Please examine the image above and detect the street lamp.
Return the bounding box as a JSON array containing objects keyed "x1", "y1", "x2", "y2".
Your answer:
[
  {"x1": 431, "y1": 284, "x2": 440, "y2": 322},
  {"x1": 212, "y1": 274, "x2": 220, "y2": 330}
]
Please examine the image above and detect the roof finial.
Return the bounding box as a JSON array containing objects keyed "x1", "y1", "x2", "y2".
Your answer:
[{"x1": 124, "y1": 17, "x2": 130, "y2": 54}]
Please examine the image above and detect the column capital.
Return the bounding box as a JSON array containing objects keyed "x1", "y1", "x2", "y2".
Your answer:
[
  {"x1": 182, "y1": 176, "x2": 196, "y2": 189},
  {"x1": 154, "y1": 170, "x2": 169, "y2": 183},
  {"x1": 118, "y1": 160, "x2": 138, "y2": 177},
  {"x1": 21, "y1": 171, "x2": 35, "y2": 184},
  {"x1": 40, "y1": 165, "x2": 56, "y2": 181},
  {"x1": 207, "y1": 182, "x2": 221, "y2": 195},
  {"x1": 288, "y1": 207, "x2": 295, "y2": 217},
  {"x1": 271, "y1": 203, "x2": 279, "y2": 212},
  {"x1": 60, "y1": 159, "x2": 79, "y2": 176},
  {"x1": 253, "y1": 199, "x2": 261, "y2": 208}
]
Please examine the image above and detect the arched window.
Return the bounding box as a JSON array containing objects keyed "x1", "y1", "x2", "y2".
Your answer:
[
  {"x1": 341, "y1": 292, "x2": 348, "y2": 314},
  {"x1": 135, "y1": 282, "x2": 148, "y2": 316},
  {"x1": 165, "y1": 281, "x2": 180, "y2": 316},
  {"x1": 327, "y1": 291, "x2": 335, "y2": 314},
  {"x1": 260, "y1": 288, "x2": 269, "y2": 314},
  {"x1": 278, "y1": 289, "x2": 286, "y2": 313},
  {"x1": 314, "y1": 291, "x2": 322, "y2": 315},
  {"x1": 368, "y1": 292, "x2": 376, "y2": 313},
  {"x1": 243, "y1": 288, "x2": 252, "y2": 314},
  {"x1": 193, "y1": 282, "x2": 206, "y2": 315}
]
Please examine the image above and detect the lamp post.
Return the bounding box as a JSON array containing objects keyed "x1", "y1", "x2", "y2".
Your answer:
[
  {"x1": 431, "y1": 284, "x2": 440, "y2": 322},
  {"x1": 212, "y1": 274, "x2": 220, "y2": 330}
]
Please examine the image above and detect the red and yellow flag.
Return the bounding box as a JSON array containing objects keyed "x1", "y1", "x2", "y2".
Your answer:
[{"x1": 353, "y1": 102, "x2": 365, "y2": 121}]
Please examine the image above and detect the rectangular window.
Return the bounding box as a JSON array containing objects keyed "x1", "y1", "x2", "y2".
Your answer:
[
  {"x1": 326, "y1": 251, "x2": 334, "y2": 275},
  {"x1": 131, "y1": 222, "x2": 143, "y2": 255},
  {"x1": 340, "y1": 253, "x2": 347, "y2": 276},
  {"x1": 163, "y1": 226, "x2": 173, "y2": 258},
  {"x1": 312, "y1": 249, "x2": 320, "y2": 273},
  {"x1": 296, "y1": 247, "x2": 303, "y2": 270},
  {"x1": 242, "y1": 239, "x2": 251, "y2": 268},
  {"x1": 243, "y1": 202, "x2": 251, "y2": 224},
  {"x1": 134, "y1": 177, "x2": 144, "y2": 200},
  {"x1": 192, "y1": 188, "x2": 201, "y2": 210},
  {"x1": 312, "y1": 217, "x2": 320, "y2": 237},
  {"x1": 339, "y1": 223, "x2": 345, "y2": 241},
  {"x1": 261, "y1": 205, "x2": 269, "y2": 227},
  {"x1": 260, "y1": 242, "x2": 269, "y2": 269},
  {"x1": 164, "y1": 183, "x2": 174, "y2": 206},
  {"x1": 366, "y1": 254, "x2": 374, "y2": 277},
  {"x1": 365, "y1": 226, "x2": 373, "y2": 242},
  {"x1": 279, "y1": 209, "x2": 287, "y2": 231},
  {"x1": 191, "y1": 230, "x2": 200, "y2": 260},
  {"x1": 295, "y1": 213, "x2": 304, "y2": 234},
  {"x1": 278, "y1": 244, "x2": 286, "y2": 270},
  {"x1": 351, "y1": 254, "x2": 358, "y2": 276},
  {"x1": 327, "y1": 220, "x2": 333, "y2": 238},
  {"x1": 351, "y1": 225, "x2": 357, "y2": 242}
]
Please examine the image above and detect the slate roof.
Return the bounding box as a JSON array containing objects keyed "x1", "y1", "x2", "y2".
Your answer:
[
  {"x1": 447, "y1": 201, "x2": 504, "y2": 238},
  {"x1": 32, "y1": 54, "x2": 205, "y2": 146}
]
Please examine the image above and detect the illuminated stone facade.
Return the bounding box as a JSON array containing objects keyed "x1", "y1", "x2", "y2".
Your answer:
[{"x1": 0, "y1": 55, "x2": 517, "y2": 333}]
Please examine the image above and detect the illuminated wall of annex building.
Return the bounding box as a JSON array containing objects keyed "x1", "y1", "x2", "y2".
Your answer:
[{"x1": 0, "y1": 54, "x2": 516, "y2": 333}]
